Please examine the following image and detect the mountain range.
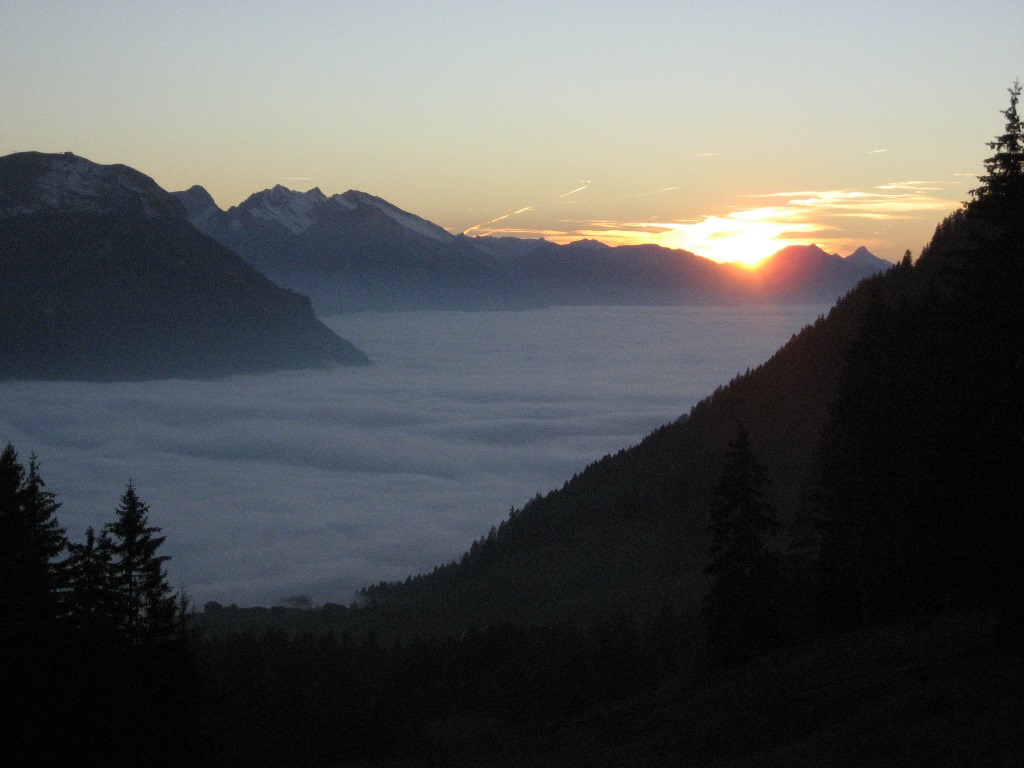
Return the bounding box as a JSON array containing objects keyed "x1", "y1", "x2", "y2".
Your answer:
[
  {"x1": 0, "y1": 152, "x2": 369, "y2": 380},
  {"x1": 175, "y1": 184, "x2": 891, "y2": 313},
  {"x1": 0, "y1": 149, "x2": 890, "y2": 381}
]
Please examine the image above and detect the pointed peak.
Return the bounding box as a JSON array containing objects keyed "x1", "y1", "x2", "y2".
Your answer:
[
  {"x1": 845, "y1": 245, "x2": 885, "y2": 264},
  {"x1": 171, "y1": 185, "x2": 221, "y2": 227}
]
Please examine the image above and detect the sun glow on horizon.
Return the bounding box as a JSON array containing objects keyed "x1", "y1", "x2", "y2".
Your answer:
[
  {"x1": 649, "y1": 209, "x2": 822, "y2": 268},
  {"x1": 462, "y1": 182, "x2": 961, "y2": 267}
]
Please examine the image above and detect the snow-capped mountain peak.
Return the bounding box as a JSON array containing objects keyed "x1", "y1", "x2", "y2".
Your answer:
[
  {"x1": 240, "y1": 185, "x2": 330, "y2": 234},
  {"x1": 332, "y1": 189, "x2": 454, "y2": 243}
]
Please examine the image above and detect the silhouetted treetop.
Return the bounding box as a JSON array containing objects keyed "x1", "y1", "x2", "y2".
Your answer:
[{"x1": 972, "y1": 79, "x2": 1024, "y2": 208}]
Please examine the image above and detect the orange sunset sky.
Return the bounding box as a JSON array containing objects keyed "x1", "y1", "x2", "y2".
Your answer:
[{"x1": 3, "y1": 1, "x2": 1021, "y2": 266}]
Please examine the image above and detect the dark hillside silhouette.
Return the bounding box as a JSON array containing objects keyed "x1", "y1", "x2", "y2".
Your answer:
[{"x1": 814, "y1": 80, "x2": 1024, "y2": 629}]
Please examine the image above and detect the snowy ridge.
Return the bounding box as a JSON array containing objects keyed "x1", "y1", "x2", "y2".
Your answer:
[
  {"x1": 333, "y1": 189, "x2": 455, "y2": 243},
  {"x1": 0, "y1": 152, "x2": 172, "y2": 219},
  {"x1": 242, "y1": 185, "x2": 330, "y2": 234}
]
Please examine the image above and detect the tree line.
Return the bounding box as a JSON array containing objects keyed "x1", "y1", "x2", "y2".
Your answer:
[{"x1": 0, "y1": 443, "x2": 194, "y2": 766}]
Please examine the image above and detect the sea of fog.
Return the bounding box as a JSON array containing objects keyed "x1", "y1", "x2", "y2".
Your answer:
[{"x1": 0, "y1": 304, "x2": 828, "y2": 607}]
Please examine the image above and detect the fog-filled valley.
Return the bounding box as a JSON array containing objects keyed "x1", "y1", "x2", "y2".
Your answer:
[{"x1": 1, "y1": 304, "x2": 826, "y2": 606}]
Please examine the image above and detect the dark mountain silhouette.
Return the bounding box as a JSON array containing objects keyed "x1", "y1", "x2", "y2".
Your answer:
[
  {"x1": 0, "y1": 152, "x2": 369, "y2": 380},
  {"x1": 755, "y1": 243, "x2": 890, "y2": 300},
  {"x1": 176, "y1": 184, "x2": 890, "y2": 313}
]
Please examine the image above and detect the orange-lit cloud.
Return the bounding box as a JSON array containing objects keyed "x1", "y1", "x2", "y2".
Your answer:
[{"x1": 463, "y1": 180, "x2": 962, "y2": 266}]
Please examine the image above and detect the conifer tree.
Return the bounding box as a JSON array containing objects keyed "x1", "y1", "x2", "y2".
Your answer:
[
  {"x1": 972, "y1": 79, "x2": 1024, "y2": 208},
  {"x1": 65, "y1": 525, "x2": 119, "y2": 638},
  {"x1": 0, "y1": 445, "x2": 67, "y2": 638},
  {"x1": 703, "y1": 425, "x2": 783, "y2": 664},
  {"x1": 105, "y1": 482, "x2": 178, "y2": 646}
]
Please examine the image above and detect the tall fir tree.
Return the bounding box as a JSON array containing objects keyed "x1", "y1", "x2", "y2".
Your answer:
[
  {"x1": 64, "y1": 525, "x2": 119, "y2": 639},
  {"x1": 703, "y1": 425, "x2": 783, "y2": 665},
  {"x1": 0, "y1": 445, "x2": 67, "y2": 638},
  {"x1": 0, "y1": 445, "x2": 70, "y2": 762},
  {"x1": 972, "y1": 79, "x2": 1023, "y2": 211},
  {"x1": 105, "y1": 482, "x2": 178, "y2": 646}
]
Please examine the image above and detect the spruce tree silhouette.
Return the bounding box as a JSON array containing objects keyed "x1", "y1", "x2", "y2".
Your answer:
[
  {"x1": 703, "y1": 425, "x2": 783, "y2": 664},
  {"x1": 105, "y1": 481, "x2": 178, "y2": 647}
]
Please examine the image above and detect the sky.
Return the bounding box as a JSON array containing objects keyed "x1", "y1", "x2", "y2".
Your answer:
[
  {"x1": 0, "y1": 305, "x2": 828, "y2": 606},
  {"x1": 2, "y1": 1, "x2": 1021, "y2": 265}
]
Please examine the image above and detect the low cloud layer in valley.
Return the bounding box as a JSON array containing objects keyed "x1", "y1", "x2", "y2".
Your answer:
[{"x1": 1, "y1": 305, "x2": 827, "y2": 606}]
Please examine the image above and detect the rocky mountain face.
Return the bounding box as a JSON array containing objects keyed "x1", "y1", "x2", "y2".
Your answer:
[
  {"x1": 176, "y1": 184, "x2": 891, "y2": 314},
  {"x1": 0, "y1": 152, "x2": 369, "y2": 381}
]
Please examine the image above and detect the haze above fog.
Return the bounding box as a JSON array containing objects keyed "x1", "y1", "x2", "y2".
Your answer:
[{"x1": 1, "y1": 305, "x2": 827, "y2": 606}]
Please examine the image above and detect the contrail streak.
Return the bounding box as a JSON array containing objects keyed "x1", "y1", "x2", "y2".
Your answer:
[
  {"x1": 463, "y1": 206, "x2": 536, "y2": 235},
  {"x1": 619, "y1": 186, "x2": 679, "y2": 199},
  {"x1": 559, "y1": 184, "x2": 589, "y2": 198}
]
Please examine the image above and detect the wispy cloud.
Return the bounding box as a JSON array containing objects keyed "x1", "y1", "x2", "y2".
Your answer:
[{"x1": 691, "y1": 152, "x2": 720, "y2": 158}]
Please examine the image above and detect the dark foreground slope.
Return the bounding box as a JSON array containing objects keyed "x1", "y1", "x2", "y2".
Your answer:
[
  {"x1": 0, "y1": 152, "x2": 369, "y2": 380},
  {"x1": 357, "y1": 603, "x2": 1024, "y2": 768}
]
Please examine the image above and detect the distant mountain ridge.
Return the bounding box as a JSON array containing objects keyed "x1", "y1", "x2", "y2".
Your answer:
[
  {"x1": 175, "y1": 184, "x2": 891, "y2": 313},
  {"x1": 0, "y1": 152, "x2": 369, "y2": 380}
]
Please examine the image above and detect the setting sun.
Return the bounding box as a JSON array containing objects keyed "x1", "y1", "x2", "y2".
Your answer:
[{"x1": 647, "y1": 207, "x2": 822, "y2": 268}]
